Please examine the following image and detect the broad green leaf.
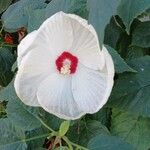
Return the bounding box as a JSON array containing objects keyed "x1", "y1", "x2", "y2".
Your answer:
[
  {"x1": 86, "y1": 107, "x2": 111, "y2": 127},
  {"x1": 0, "y1": 0, "x2": 12, "y2": 13},
  {"x1": 104, "y1": 17, "x2": 124, "y2": 49},
  {"x1": 0, "y1": 119, "x2": 50, "y2": 150},
  {"x1": 6, "y1": 97, "x2": 42, "y2": 131},
  {"x1": 27, "y1": 8, "x2": 46, "y2": 33},
  {"x1": 45, "y1": 0, "x2": 74, "y2": 18},
  {"x1": 0, "y1": 102, "x2": 6, "y2": 118},
  {"x1": 0, "y1": 80, "x2": 42, "y2": 130},
  {"x1": 45, "y1": 0, "x2": 88, "y2": 25},
  {"x1": 88, "y1": 0, "x2": 119, "y2": 48},
  {"x1": 117, "y1": 0, "x2": 150, "y2": 33},
  {"x1": 105, "y1": 45, "x2": 136, "y2": 73},
  {"x1": 0, "y1": 80, "x2": 16, "y2": 102},
  {"x1": 2, "y1": 0, "x2": 46, "y2": 31},
  {"x1": 116, "y1": 31, "x2": 131, "y2": 58},
  {"x1": 132, "y1": 21, "x2": 150, "y2": 48},
  {"x1": 126, "y1": 46, "x2": 146, "y2": 60},
  {"x1": 88, "y1": 134, "x2": 135, "y2": 150},
  {"x1": 108, "y1": 56, "x2": 150, "y2": 117},
  {"x1": 67, "y1": 120, "x2": 109, "y2": 147},
  {"x1": 68, "y1": 0, "x2": 88, "y2": 19},
  {"x1": 111, "y1": 109, "x2": 150, "y2": 150},
  {"x1": 25, "y1": 127, "x2": 49, "y2": 149},
  {"x1": 40, "y1": 109, "x2": 64, "y2": 131},
  {"x1": 59, "y1": 121, "x2": 70, "y2": 136},
  {"x1": 0, "y1": 48, "x2": 15, "y2": 87},
  {"x1": 0, "y1": 118, "x2": 27, "y2": 150}
]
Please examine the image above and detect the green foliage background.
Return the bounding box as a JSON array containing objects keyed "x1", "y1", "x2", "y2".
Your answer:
[{"x1": 0, "y1": 0, "x2": 150, "y2": 149}]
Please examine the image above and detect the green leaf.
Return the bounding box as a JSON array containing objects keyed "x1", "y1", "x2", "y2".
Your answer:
[
  {"x1": 88, "y1": 0, "x2": 119, "y2": 48},
  {"x1": 0, "y1": 101, "x2": 7, "y2": 118},
  {"x1": 132, "y1": 21, "x2": 150, "y2": 48},
  {"x1": 27, "y1": 8, "x2": 46, "y2": 33},
  {"x1": 40, "y1": 109, "x2": 64, "y2": 131},
  {"x1": 0, "y1": 80, "x2": 42, "y2": 130},
  {"x1": 6, "y1": 97, "x2": 42, "y2": 131},
  {"x1": 68, "y1": 0, "x2": 88, "y2": 19},
  {"x1": 0, "y1": 118, "x2": 27, "y2": 150},
  {"x1": 0, "y1": 48, "x2": 15, "y2": 87},
  {"x1": 105, "y1": 45, "x2": 136, "y2": 73},
  {"x1": 108, "y1": 56, "x2": 150, "y2": 117},
  {"x1": 126, "y1": 46, "x2": 146, "y2": 60},
  {"x1": 86, "y1": 107, "x2": 111, "y2": 127},
  {"x1": 0, "y1": 80, "x2": 16, "y2": 102},
  {"x1": 117, "y1": 0, "x2": 150, "y2": 33},
  {"x1": 25, "y1": 127, "x2": 49, "y2": 149},
  {"x1": 104, "y1": 17, "x2": 124, "y2": 49},
  {"x1": 88, "y1": 134, "x2": 135, "y2": 150},
  {"x1": 45, "y1": 0, "x2": 74, "y2": 18},
  {"x1": 2, "y1": 0, "x2": 46, "y2": 31},
  {"x1": 111, "y1": 109, "x2": 150, "y2": 150},
  {"x1": 67, "y1": 120, "x2": 110, "y2": 147},
  {"x1": 59, "y1": 121, "x2": 70, "y2": 136},
  {"x1": 0, "y1": 0, "x2": 12, "y2": 13},
  {"x1": 46, "y1": 0, "x2": 88, "y2": 20}
]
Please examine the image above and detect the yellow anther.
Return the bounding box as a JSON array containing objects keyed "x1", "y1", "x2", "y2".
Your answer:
[{"x1": 60, "y1": 64, "x2": 71, "y2": 75}]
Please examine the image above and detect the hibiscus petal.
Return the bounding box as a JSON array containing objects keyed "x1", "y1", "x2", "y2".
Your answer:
[
  {"x1": 101, "y1": 46, "x2": 114, "y2": 102},
  {"x1": 38, "y1": 11, "x2": 73, "y2": 57},
  {"x1": 14, "y1": 47, "x2": 54, "y2": 106},
  {"x1": 67, "y1": 14, "x2": 105, "y2": 70},
  {"x1": 72, "y1": 46, "x2": 114, "y2": 113},
  {"x1": 18, "y1": 12, "x2": 74, "y2": 67},
  {"x1": 37, "y1": 73, "x2": 83, "y2": 120},
  {"x1": 102, "y1": 46, "x2": 115, "y2": 76},
  {"x1": 72, "y1": 64, "x2": 108, "y2": 113},
  {"x1": 17, "y1": 30, "x2": 37, "y2": 67}
]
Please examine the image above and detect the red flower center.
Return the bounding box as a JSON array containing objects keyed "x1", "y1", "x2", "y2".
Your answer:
[{"x1": 55, "y1": 51, "x2": 78, "y2": 75}]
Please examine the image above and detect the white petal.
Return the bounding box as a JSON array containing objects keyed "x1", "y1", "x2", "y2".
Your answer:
[
  {"x1": 72, "y1": 46, "x2": 114, "y2": 114},
  {"x1": 14, "y1": 47, "x2": 55, "y2": 106},
  {"x1": 17, "y1": 30, "x2": 37, "y2": 67},
  {"x1": 100, "y1": 46, "x2": 115, "y2": 102},
  {"x1": 67, "y1": 14, "x2": 105, "y2": 70},
  {"x1": 38, "y1": 12, "x2": 73, "y2": 57},
  {"x1": 72, "y1": 64, "x2": 108, "y2": 113},
  {"x1": 17, "y1": 30, "x2": 49, "y2": 67},
  {"x1": 37, "y1": 73, "x2": 83, "y2": 120},
  {"x1": 18, "y1": 12, "x2": 73, "y2": 67},
  {"x1": 102, "y1": 46, "x2": 115, "y2": 76}
]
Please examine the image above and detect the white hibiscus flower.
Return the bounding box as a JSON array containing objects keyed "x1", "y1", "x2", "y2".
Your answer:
[{"x1": 14, "y1": 12, "x2": 114, "y2": 120}]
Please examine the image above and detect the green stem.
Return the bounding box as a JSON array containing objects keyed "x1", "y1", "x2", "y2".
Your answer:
[
  {"x1": 70, "y1": 141, "x2": 89, "y2": 150},
  {"x1": 63, "y1": 136, "x2": 89, "y2": 150},
  {"x1": 24, "y1": 133, "x2": 50, "y2": 142},
  {"x1": 36, "y1": 116, "x2": 55, "y2": 133},
  {"x1": 0, "y1": 25, "x2": 4, "y2": 33},
  {"x1": 62, "y1": 136, "x2": 73, "y2": 150},
  {"x1": 4, "y1": 133, "x2": 50, "y2": 147}
]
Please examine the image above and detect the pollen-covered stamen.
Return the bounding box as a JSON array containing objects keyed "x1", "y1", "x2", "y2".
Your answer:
[{"x1": 56, "y1": 51, "x2": 78, "y2": 75}]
